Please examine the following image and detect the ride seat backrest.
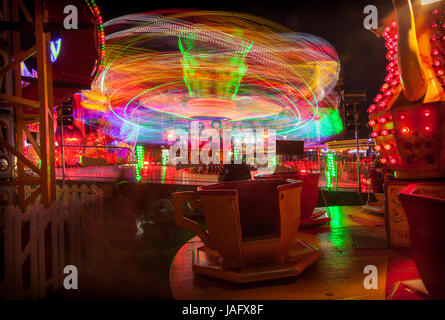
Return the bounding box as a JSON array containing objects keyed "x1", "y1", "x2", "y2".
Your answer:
[
  {"x1": 201, "y1": 180, "x2": 283, "y2": 240},
  {"x1": 235, "y1": 180, "x2": 281, "y2": 240}
]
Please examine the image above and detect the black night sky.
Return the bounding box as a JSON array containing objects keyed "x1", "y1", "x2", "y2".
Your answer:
[{"x1": 97, "y1": 0, "x2": 395, "y2": 140}]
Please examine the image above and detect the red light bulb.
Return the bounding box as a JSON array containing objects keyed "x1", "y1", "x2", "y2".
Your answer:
[
  {"x1": 368, "y1": 120, "x2": 377, "y2": 127},
  {"x1": 374, "y1": 145, "x2": 382, "y2": 152},
  {"x1": 399, "y1": 114, "x2": 406, "y2": 120},
  {"x1": 381, "y1": 83, "x2": 390, "y2": 92},
  {"x1": 384, "y1": 144, "x2": 392, "y2": 150},
  {"x1": 371, "y1": 131, "x2": 379, "y2": 138},
  {"x1": 378, "y1": 101, "x2": 387, "y2": 108},
  {"x1": 425, "y1": 126, "x2": 432, "y2": 132},
  {"x1": 401, "y1": 127, "x2": 410, "y2": 135},
  {"x1": 379, "y1": 117, "x2": 387, "y2": 124},
  {"x1": 380, "y1": 157, "x2": 388, "y2": 164},
  {"x1": 424, "y1": 110, "x2": 431, "y2": 117},
  {"x1": 390, "y1": 157, "x2": 398, "y2": 165},
  {"x1": 432, "y1": 48, "x2": 440, "y2": 56},
  {"x1": 374, "y1": 94, "x2": 383, "y2": 103},
  {"x1": 381, "y1": 130, "x2": 389, "y2": 136}
]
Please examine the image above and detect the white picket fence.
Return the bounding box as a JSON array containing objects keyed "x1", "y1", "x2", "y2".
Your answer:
[{"x1": 0, "y1": 184, "x2": 103, "y2": 299}]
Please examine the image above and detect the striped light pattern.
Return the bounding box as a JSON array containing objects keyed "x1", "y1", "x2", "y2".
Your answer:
[{"x1": 80, "y1": 11, "x2": 342, "y2": 144}]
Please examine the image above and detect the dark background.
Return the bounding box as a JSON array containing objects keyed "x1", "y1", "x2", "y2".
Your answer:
[{"x1": 97, "y1": 0, "x2": 395, "y2": 139}]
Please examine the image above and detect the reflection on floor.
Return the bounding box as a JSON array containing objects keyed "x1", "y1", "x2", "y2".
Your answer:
[{"x1": 170, "y1": 206, "x2": 419, "y2": 300}]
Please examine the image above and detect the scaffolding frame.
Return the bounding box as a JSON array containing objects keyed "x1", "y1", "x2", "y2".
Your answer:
[{"x1": 0, "y1": 0, "x2": 56, "y2": 210}]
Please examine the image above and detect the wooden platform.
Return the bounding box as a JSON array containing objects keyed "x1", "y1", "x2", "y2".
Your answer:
[
  {"x1": 169, "y1": 206, "x2": 420, "y2": 300},
  {"x1": 192, "y1": 240, "x2": 321, "y2": 283}
]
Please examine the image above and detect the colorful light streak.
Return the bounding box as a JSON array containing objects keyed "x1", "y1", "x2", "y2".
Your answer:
[{"x1": 80, "y1": 11, "x2": 342, "y2": 144}]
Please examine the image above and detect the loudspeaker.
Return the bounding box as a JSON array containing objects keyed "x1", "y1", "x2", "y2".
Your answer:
[{"x1": 0, "y1": 109, "x2": 15, "y2": 179}]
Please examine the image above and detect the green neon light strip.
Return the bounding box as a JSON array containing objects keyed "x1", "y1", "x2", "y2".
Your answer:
[
  {"x1": 178, "y1": 34, "x2": 253, "y2": 99},
  {"x1": 325, "y1": 152, "x2": 336, "y2": 189},
  {"x1": 135, "y1": 145, "x2": 144, "y2": 181}
]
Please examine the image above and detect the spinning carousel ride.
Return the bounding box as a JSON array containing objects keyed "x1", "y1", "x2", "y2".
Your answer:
[{"x1": 80, "y1": 11, "x2": 343, "y2": 144}]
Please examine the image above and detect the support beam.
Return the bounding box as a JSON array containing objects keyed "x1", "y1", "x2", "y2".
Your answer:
[
  {"x1": 0, "y1": 46, "x2": 36, "y2": 77},
  {"x1": 12, "y1": 0, "x2": 26, "y2": 210},
  {"x1": 22, "y1": 186, "x2": 42, "y2": 211},
  {"x1": 35, "y1": 0, "x2": 56, "y2": 207},
  {"x1": 0, "y1": 177, "x2": 41, "y2": 186},
  {"x1": 0, "y1": 137, "x2": 41, "y2": 175},
  {"x1": 24, "y1": 119, "x2": 40, "y2": 125},
  {"x1": 0, "y1": 93, "x2": 39, "y2": 108},
  {"x1": 18, "y1": 0, "x2": 33, "y2": 23},
  {"x1": 23, "y1": 125, "x2": 41, "y2": 158}
]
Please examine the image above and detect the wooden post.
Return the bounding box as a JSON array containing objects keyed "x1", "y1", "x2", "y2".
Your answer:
[
  {"x1": 3, "y1": 207, "x2": 15, "y2": 299},
  {"x1": 35, "y1": 0, "x2": 55, "y2": 207},
  {"x1": 12, "y1": 0, "x2": 25, "y2": 209},
  {"x1": 50, "y1": 201, "x2": 59, "y2": 292}
]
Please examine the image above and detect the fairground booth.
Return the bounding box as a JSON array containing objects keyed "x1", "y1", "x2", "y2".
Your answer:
[{"x1": 0, "y1": 0, "x2": 444, "y2": 302}]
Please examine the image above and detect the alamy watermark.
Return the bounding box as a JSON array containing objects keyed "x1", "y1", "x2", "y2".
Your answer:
[
  {"x1": 363, "y1": 265, "x2": 378, "y2": 289},
  {"x1": 63, "y1": 265, "x2": 78, "y2": 290},
  {"x1": 63, "y1": 5, "x2": 78, "y2": 30},
  {"x1": 168, "y1": 121, "x2": 276, "y2": 166},
  {"x1": 363, "y1": 5, "x2": 378, "y2": 31}
]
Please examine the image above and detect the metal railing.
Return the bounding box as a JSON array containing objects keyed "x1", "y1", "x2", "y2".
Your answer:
[
  {"x1": 55, "y1": 145, "x2": 136, "y2": 182},
  {"x1": 318, "y1": 155, "x2": 373, "y2": 192}
]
